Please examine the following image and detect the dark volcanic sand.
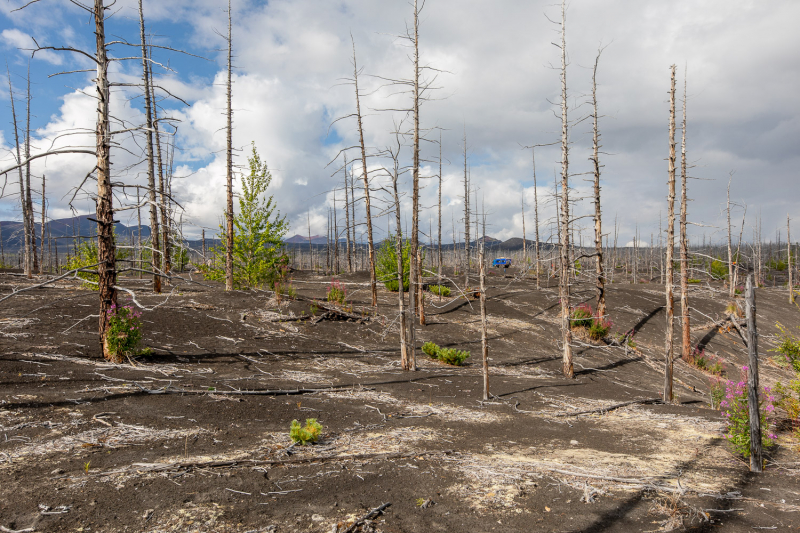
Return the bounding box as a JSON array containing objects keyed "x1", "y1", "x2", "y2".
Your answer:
[{"x1": 2, "y1": 268, "x2": 800, "y2": 532}]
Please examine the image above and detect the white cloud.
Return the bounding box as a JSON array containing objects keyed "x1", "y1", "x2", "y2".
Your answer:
[{"x1": 2, "y1": 28, "x2": 63, "y2": 65}]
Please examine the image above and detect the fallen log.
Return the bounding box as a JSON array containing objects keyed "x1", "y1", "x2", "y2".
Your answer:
[{"x1": 555, "y1": 398, "x2": 662, "y2": 417}]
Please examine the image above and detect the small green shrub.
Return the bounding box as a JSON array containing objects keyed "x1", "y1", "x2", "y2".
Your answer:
[
  {"x1": 709, "y1": 377, "x2": 725, "y2": 409},
  {"x1": 290, "y1": 418, "x2": 322, "y2": 445},
  {"x1": 376, "y1": 236, "x2": 413, "y2": 291},
  {"x1": 437, "y1": 347, "x2": 470, "y2": 366},
  {"x1": 326, "y1": 279, "x2": 347, "y2": 305},
  {"x1": 767, "y1": 258, "x2": 787, "y2": 271},
  {"x1": 105, "y1": 304, "x2": 143, "y2": 358},
  {"x1": 384, "y1": 279, "x2": 409, "y2": 292},
  {"x1": 588, "y1": 317, "x2": 612, "y2": 340},
  {"x1": 709, "y1": 259, "x2": 728, "y2": 280},
  {"x1": 422, "y1": 341, "x2": 438, "y2": 358},
  {"x1": 774, "y1": 323, "x2": 800, "y2": 372},
  {"x1": 688, "y1": 278, "x2": 701, "y2": 284},
  {"x1": 420, "y1": 341, "x2": 470, "y2": 365},
  {"x1": 569, "y1": 304, "x2": 593, "y2": 328},
  {"x1": 428, "y1": 285, "x2": 451, "y2": 297}
]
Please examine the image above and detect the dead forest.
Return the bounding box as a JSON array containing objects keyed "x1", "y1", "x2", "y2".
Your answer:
[{"x1": 1, "y1": 1, "x2": 800, "y2": 532}]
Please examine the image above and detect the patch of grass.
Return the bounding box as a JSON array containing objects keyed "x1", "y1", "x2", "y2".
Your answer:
[
  {"x1": 290, "y1": 418, "x2": 322, "y2": 445},
  {"x1": 428, "y1": 285, "x2": 451, "y2": 297},
  {"x1": 420, "y1": 341, "x2": 470, "y2": 366}
]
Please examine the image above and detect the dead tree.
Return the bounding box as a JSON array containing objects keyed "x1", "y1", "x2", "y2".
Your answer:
[
  {"x1": 409, "y1": 0, "x2": 423, "y2": 330},
  {"x1": 39, "y1": 174, "x2": 46, "y2": 273},
  {"x1": 390, "y1": 146, "x2": 408, "y2": 368},
  {"x1": 789, "y1": 216, "x2": 794, "y2": 304},
  {"x1": 351, "y1": 39, "x2": 377, "y2": 306},
  {"x1": 590, "y1": 48, "x2": 606, "y2": 319},
  {"x1": 726, "y1": 173, "x2": 734, "y2": 298},
  {"x1": 224, "y1": 0, "x2": 235, "y2": 291},
  {"x1": 6, "y1": 68, "x2": 31, "y2": 277},
  {"x1": 533, "y1": 147, "x2": 540, "y2": 289},
  {"x1": 679, "y1": 71, "x2": 691, "y2": 361},
  {"x1": 462, "y1": 127, "x2": 470, "y2": 288},
  {"x1": 437, "y1": 130, "x2": 443, "y2": 291},
  {"x1": 344, "y1": 155, "x2": 352, "y2": 273},
  {"x1": 149, "y1": 57, "x2": 171, "y2": 281},
  {"x1": 23, "y1": 64, "x2": 38, "y2": 275},
  {"x1": 521, "y1": 192, "x2": 527, "y2": 265},
  {"x1": 557, "y1": 0, "x2": 573, "y2": 378},
  {"x1": 138, "y1": 0, "x2": 161, "y2": 293},
  {"x1": 664, "y1": 64, "x2": 677, "y2": 402},
  {"x1": 745, "y1": 272, "x2": 762, "y2": 472},
  {"x1": 479, "y1": 235, "x2": 489, "y2": 400}
]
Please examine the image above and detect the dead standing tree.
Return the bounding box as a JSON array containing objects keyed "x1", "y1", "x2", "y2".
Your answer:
[
  {"x1": 679, "y1": 71, "x2": 691, "y2": 360},
  {"x1": 6, "y1": 67, "x2": 32, "y2": 278},
  {"x1": 556, "y1": 0, "x2": 573, "y2": 378},
  {"x1": 590, "y1": 47, "x2": 606, "y2": 319},
  {"x1": 462, "y1": 127, "x2": 470, "y2": 288},
  {"x1": 138, "y1": 0, "x2": 161, "y2": 293},
  {"x1": 664, "y1": 64, "x2": 677, "y2": 402},
  {"x1": 224, "y1": 0, "x2": 235, "y2": 291}
]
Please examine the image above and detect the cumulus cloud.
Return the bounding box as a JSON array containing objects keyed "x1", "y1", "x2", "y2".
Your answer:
[
  {"x1": 2, "y1": 28, "x2": 63, "y2": 64},
  {"x1": 1, "y1": 0, "x2": 798, "y2": 244}
]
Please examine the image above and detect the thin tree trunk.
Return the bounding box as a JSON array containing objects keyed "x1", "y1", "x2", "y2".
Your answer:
[
  {"x1": 680, "y1": 70, "x2": 691, "y2": 363},
  {"x1": 391, "y1": 148, "x2": 408, "y2": 369},
  {"x1": 224, "y1": 0, "x2": 234, "y2": 291},
  {"x1": 438, "y1": 131, "x2": 442, "y2": 293},
  {"x1": 521, "y1": 191, "x2": 526, "y2": 266},
  {"x1": 591, "y1": 49, "x2": 606, "y2": 319},
  {"x1": 95, "y1": 0, "x2": 118, "y2": 360},
  {"x1": 533, "y1": 148, "x2": 540, "y2": 289},
  {"x1": 479, "y1": 238, "x2": 489, "y2": 400},
  {"x1": 40, "y1": 174, "x2": 46, "y2": 273},
  {"x1": 410, "y1": 0, "x2": 422, "y2": 333},
  {"x1": 149, "y1": 57, "x2": 171, "y2": 282},
  {"x1": 727, "y1": 174, "x2": 734, "y2": 298},
  {"x1": 745, "y1": 272, "x2": 762, "y2": 472},
  {"x1": 138, "y1": 0, "x2": 161, "y2": 293},
  {"x1": 664, "y1": 64, "x2": 677, "y2": 402},
  {"x1": 136, "y1": 188, "x2": 143, "y2": 279},
  {"x1": 789, "y1": 216, "x2": 794, "y2": 304},
  {"x1": 351, "y1": 39, "x2": 377, "y2": 307},
  {"x1": 558, "y1": 0, "x2": 573, "y2": 378},
  {"x1": 463, "y1": 127, "x2": 470, "y2": 288},
  {"x1": 25, "y1": 63, "x2": 37, "y2": 276},
  {"x1": 344, "y1": 155, "x2": 352, "y2": 273}
]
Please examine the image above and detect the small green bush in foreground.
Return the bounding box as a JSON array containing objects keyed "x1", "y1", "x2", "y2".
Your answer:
[
  {"x1": 290, "y1": 418, "x2": 322, "y2": 445},
  {"x1": 420, "y1": 341, "x2": 470, "y2": 366}
]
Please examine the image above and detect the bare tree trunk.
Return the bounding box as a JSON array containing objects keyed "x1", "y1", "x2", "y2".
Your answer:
[
  {"x1": 95, "y1": 0, "x2": 118, "y2": 361},
  {"x1": 25, "y1": 63, "x2": 37, "y2": 277},
  {"x1": 521, "y1": 192, "x2": 526, "y2": 266},
  {"x1": 224, "y1": 0, "x2": 234, "y2": 291},
  {"x1": 558, "y1": 0, "x2": 573, "y2": 378},
  {"x1": 591, "y1": 49, "x2": 606, "y2": 319},
  {"x1": 410, "y1": 0, "x2": 422, "y2": 333},
  {"x1": 745, "y1": 272, "x2": 762, "y2": 472},
  {"x1": 463, "y1": 127, "x2": 470, "y2": 288},
  {"x1": 533, "y1": 148, "x2": 540, "y2": 289},
  {"x1": 680, "y1": 71, "x2": 691, "y2": 362},
  {"x1": 138, "y1": 0, "x2": 161, "y2": 293},
  {"x1": 438, "y1": 131, "x2": 443, "y2": 293},
  {"x1": 351, "y1": 39, "x2": 377, "y2": 307},
  {"x1": 40, "y1": 174, "x2": 46, "y2": 273},
  {"x1": 789, "y1": 216, "x2": 794, "y2": 304},
  {"x1": 149, "y1": 57, "x2": 171, "y2": 283},
  {"x1": 307, "y1": 211, "x2": 312, "y2": 271},
  {"x1": 136, "y1": 188, "x2": 143, "y2": 279},
  {"x1": 664, "y1": 64, "x2": 677, "y2": 402},
  {"x1": 344, "y1": 156, "x2": 352, "y2": 273},
  {"x1": 727, "y1": 174, "x2": 734, "y2": 298},
  {"x1": 479, "y1": 239, "x2": 489, "y2": 400}
]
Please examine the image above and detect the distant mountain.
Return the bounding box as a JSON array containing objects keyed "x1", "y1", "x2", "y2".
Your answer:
[
  {"x1": 0, "y1": 214, "x2": 150, "y2": 252},
  {"x1": 285, "y1": 234, "x2": 328, "y2": 244}
]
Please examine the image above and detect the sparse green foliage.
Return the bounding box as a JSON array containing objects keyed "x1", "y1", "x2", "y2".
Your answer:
[
  {"x1": 767, "y1": 257, "x2": 787, "y2": 271},
  {"x1": 105, "y1": 304, "x2": 143, "y2": 358},
  {"x1": 290, "y1": 418, "x2": 322, "y2": 445},
  {"x1": 66, "y1": 236, "x2": 130, "y2": 290},
  {"x1": 419, "y1": 341, "x2": 470, "y2": 366},
  {"x1": 709, "y1": 259, "x2": 728, "y2": 280},
  {"x1": 569, "y1": 304, "x2": 593, "y2": 328},
  {"x1": 588, "y1": 317, "x2": 612, "y2": 341},
  {"x1": 428, "y1": 285, "x2": 450, "y2": 297},
  {"x1": 376, "y1": 236, "x2": 411, "y2": 291},
  {"x1": 202, "y1": 142, "x2": 289, "y2": 288},
  {"x1": 774, "y1": 322, "x2": 800, "y2": 372}
]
